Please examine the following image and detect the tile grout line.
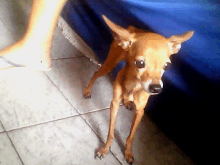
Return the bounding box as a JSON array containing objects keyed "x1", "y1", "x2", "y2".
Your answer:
[
  {"x1": 0, "y1": 120, "x2": 6, "y2": 133},
  {"x1": 4, "y1": 109, "x2": 115, "y2": 133},
  {"x1": 51, "y1": 55, "x2": 85, "y2": 60},
  {"x1": 79, "y1": 104, "x2": 124, "y2": 115},
  {"x1": 43, "y1": 73, "x2": 80, "y2": 114},
  {"x1": 43, "y1": 73, "x2": 123, "y2": 165},
  {"x1": 79, "y1": 107, "x2": 110, "y2": 115},
  {"x1": 5, "y1": 114, "x2": 81, "y2": 133},
  {"x1": 0, "y1": 120, "x2": 25, "y2": 165}
]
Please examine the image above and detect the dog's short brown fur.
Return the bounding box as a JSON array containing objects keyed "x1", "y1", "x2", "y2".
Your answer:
[{"x1": 84, "y1": 15, "x2": 194, "y2": 164}]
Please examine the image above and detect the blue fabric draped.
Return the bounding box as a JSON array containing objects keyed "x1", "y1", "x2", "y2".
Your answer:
[{"x1": 62, "y1": 1, "x2": 219, "y2": 164}]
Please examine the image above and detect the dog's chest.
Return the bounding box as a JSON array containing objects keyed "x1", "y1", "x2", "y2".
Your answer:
[
  {"x1": 121, "y1": 65, "x2": 144, "y2": 94},
  {"x1": 124, "y1": 78, "x2": 142, "y2": 94}
]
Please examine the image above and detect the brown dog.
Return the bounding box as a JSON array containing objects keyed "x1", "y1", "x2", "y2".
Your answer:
[{"x1": 84, "y1": 15, "x2": 194, "y2": 164}]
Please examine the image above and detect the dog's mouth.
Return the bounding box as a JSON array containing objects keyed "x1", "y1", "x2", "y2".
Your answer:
[{"x1": 142, "y1": 80, "x2": 163, "y2": 95}]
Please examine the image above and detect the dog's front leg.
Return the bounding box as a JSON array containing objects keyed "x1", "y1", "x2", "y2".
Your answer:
[
  {"x1": 125, "y1": 109, "x2": 144, "y2": 164},
  {"x1": 96, "y1": 75, "x2": 123, "y2": 158},
  {"x1": 96, "y1": 99, "x2": 120, "y2": 158},
  {"x1": 123, "y1": 92, "x2": 135, "y2": 111},
  {"x1": 125, "y1": 91, "x2": 149, "y2": 164}
]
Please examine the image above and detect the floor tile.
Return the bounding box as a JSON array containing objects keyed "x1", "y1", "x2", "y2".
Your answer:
[
  {"x1": 0, "y1": 69, "x2": 78, "y2": 131},
  {"x1": 0, "y1": 133, "x2": 23, "y2": 165},
  {"x1": 8, "y1": 116, "x2": 120, "y2": 165},
  {"x1": 82, "y1": 107, "x2": 194, "y2": 165},
  {"x1": 0, "y1": 20, "x2": 17, "y2": 70},
  {"x1": 51, "y1": 27, "x2": 84, "y2": 59},
  {"x1": 0, "y1": 20, "x2": 16, "y2": 50},
  {"x1": 46, "y1": 57, "x2": 113, "y2": 114},
  {"x1": 0, "y1": 0, "x2": 29, "y2": 41},
  {"x1": 0, "y1": 19, "x2": 18, "y2": 70}
]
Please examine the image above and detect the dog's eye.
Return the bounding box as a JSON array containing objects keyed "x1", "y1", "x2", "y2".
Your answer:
[
  {"x1": 134, "y1": 60, "x2": 145, "y2": 68},
  {"x1": 163, "y1": 62, "x2": 171, "y2": 70}
]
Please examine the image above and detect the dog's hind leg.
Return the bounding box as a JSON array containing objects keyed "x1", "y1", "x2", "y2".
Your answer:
[{"x1": 84, "y1": 42, "x2": 125, "y2": 98}]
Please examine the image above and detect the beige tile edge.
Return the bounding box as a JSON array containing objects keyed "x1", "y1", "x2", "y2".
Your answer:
[{"x1": 57, "y1": 16, "x2": 101, "y2": 67}]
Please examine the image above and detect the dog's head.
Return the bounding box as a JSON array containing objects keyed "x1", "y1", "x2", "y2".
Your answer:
[{"x1": 102, "y1": 15, "x2": 194, "y2": 95}]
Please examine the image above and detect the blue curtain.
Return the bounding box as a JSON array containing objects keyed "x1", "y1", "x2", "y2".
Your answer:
[{"x1": 62, "y1": 1, "x2": 220, "y2": 164}]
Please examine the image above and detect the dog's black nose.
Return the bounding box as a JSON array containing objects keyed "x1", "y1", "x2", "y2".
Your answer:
[{"x1": 149, "y1": 84, "x2": 162, "y2": 94}]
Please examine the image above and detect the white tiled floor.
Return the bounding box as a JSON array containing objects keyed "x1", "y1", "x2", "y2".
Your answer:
[
  {"x1": 0, "y1": 0, "x2": 195, "y2": 165},
  {"x1": 0, "y1": 69, "x2": 78, "y2": 131},
  {"x1": 8, "y1": 117, "x2": 119, "y2": 165},
  {"x1": 45, "y1": 57, "x2": 113, "y2": 114}
]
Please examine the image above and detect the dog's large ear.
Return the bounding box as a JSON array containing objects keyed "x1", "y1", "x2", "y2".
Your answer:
[
  {"x1": 102, "y1": 15, "x2": 134, "y2": 50},
  {"x1": 168, "y1": 31, "x2": 194, "y2": 54}
]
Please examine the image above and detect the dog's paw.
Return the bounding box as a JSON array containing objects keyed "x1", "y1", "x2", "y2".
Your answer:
[
  {"x1": 83, "y1": 88, "x2": 91, "y2": 99},
  {"x1": 83, "y1": 92, "x2": 91, "y2": 99},
  {"x1": 125, "y1": 151, "x2": 134, "y2": 165},
  {"x1": 96, "y1": 147, "x2": 109, "y2": 159},
  {"x1": 124, "y1": 101, "x2": 136, "y2": 111}
]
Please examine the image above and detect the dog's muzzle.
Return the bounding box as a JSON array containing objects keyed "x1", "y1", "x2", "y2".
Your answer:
[
  {"x1": 148, "y1": 84, "x2": 162, "y2": 94},
  {"x1": 143, "y1": 80, "x2": 163, "y2": 95}
]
